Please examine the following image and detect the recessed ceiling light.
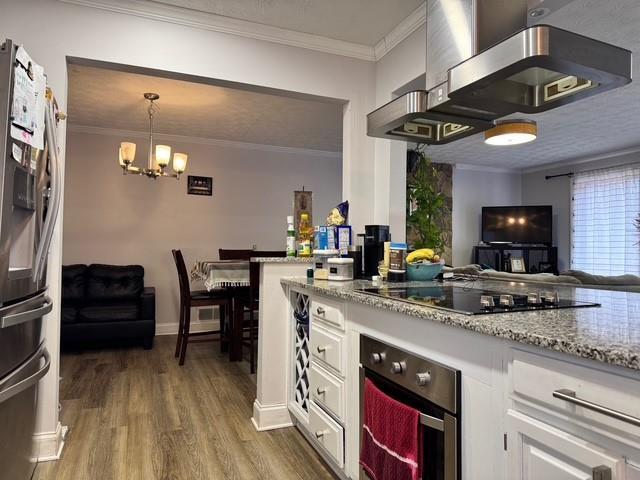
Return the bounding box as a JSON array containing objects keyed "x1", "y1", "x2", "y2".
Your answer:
[{"x1": 484, "y1": 120, "x2": 537, "y2": 146}]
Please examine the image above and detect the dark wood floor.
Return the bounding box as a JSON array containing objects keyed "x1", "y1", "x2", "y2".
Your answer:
[{"x1": 34, "y1": 335, "x2": 336, "y2": 480}]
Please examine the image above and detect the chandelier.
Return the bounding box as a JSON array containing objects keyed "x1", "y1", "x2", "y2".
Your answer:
[{"x1": 118, "y1": 93, "x2": 188, "y2": 179}]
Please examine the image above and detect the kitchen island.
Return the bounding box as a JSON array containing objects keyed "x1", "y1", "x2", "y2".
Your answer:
[{"x1": 256, "y1": 276, "x2": 640, "y2": 479}]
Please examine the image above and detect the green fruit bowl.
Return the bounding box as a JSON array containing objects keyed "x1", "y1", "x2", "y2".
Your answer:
[{"x1": 406, "y1": 261, "x2": 444, "y2": 281}]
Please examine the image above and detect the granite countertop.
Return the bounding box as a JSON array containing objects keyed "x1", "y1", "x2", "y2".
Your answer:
[
  {"x1": 282, "y1": 277, "x2": 640, "y2": 371},
  {"x1": 251, "y1": 257, "x2": 314, "y2": 263}
]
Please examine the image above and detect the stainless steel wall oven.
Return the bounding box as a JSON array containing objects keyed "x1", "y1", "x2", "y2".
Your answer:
[{"x1": 360, "y1": 335, "x2": 461, "y2": 480}]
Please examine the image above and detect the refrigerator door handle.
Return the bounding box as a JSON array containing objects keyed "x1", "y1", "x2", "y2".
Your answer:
[
  {"x1": 34, "y1": 98, "x2": 62, "y2": 283},
  {"x1": 0, "y1": 292, "x2": 52, "y2": 329},
  {"x1": 0, "y1": 343, "x2": 50, "y2": 404}
]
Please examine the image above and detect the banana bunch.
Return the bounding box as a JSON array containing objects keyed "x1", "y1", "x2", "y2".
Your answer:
[{"x1": 407, "y1": 248, "x2": 440, "y2": 264}]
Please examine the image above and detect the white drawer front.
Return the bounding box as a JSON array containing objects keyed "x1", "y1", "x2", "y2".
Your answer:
[
  {"x1": 507, "y1": 410, "x2": 624, "y2": 480},
  {"x1": 310, "y1": 363, "x2": 345, "y2": 422},
  {"x1": 311, "y1": 323, "x2": 344, "y2": 375},
  {"x1": 309, "y1": 401, "x2": 344, "y2": 468},
  {"x1": 510, "y1": 349, "x2": 640, "y2": 435},
  {"x1": 311, "y1": 297, "x2": 344, "y2": 330}
]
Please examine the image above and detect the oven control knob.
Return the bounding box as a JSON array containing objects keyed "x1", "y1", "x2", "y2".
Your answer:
[
  {"x1": 370, "y1": 352, "x2": 385, "y2": 364},
  {"x1": 415, "y1": 371, "x2": 431, "y2": 386},
  {"x1": 390, "y1": 361, "x2": 406, "y2": 374}
]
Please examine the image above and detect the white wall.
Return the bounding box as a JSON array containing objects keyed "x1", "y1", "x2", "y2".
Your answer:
[
  {"x1": 521, "y1": 149, "x2": 640, "y2": 271},
  {"x1": 452, "y1": 166, "x2": 523, "y2": 266},
  {"x1": 0, "y1": 0, "x2": 375, "y2": 445},
  {"x1": 373, "y1": 24, "x2": 426, "y2": 241},
  {"x1": 62, "y1": 129, "x2": 342, "y2": 331}
]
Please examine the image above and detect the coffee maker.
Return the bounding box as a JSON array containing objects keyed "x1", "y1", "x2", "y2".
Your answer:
[{"x1": 363, "y1": 225, "x2": 390, "y2": 278}]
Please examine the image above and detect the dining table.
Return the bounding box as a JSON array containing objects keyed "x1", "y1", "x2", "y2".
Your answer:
[{"x1": 191, "y1": 259, "x2": 250, "y2": 362}]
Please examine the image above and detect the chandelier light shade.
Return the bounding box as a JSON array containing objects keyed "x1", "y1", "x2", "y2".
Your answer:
[
  {"x1": 120, "y1": 142, "x2": 136, "y2": 164},
  {"x1": 173, "y1": 153, "x2": 188, "y2": 174},
  {"x1": 155, "y1": 145, "x2": 171, "y2": 167},
  {"x1": 118, "y1": 93, "x2": 187, "y2": 179},
  {"x1": 484, "y1": 119, "x2": 537, "y2": 146}
]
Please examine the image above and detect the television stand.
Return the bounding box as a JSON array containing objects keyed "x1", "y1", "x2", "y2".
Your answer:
[{"x1": 473, "y1": 244, "x2": 558, "y2": 274}]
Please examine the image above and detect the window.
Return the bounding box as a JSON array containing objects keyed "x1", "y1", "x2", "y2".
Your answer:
[{"x1": 571, "y1": 164, "x2": 640, "y2": 275}]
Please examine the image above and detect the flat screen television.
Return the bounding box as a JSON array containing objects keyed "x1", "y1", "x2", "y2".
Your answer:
[{"x1": 481, "y1": 205, "x2": 552, "y2": 245}]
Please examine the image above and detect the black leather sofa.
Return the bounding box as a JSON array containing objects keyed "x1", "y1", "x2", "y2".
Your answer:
[{"x1": 61, "y1": 264, "x2": 155, "y2": 349}]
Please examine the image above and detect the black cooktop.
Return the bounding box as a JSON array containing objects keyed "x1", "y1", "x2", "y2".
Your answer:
[{"x1": 359, "y1": 284, "x2": 600, "y2": 315}]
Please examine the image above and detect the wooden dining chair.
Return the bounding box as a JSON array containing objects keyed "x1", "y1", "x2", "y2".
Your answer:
[
  {"x1": 232, "y1": 250, "x2": 286, "y2": 373},
  {"x1": 171, "y1": 249, "x2": 230, "y2": 366}
]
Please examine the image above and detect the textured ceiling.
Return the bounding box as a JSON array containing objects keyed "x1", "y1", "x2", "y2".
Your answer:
[
  {"x1": 425, "y1": 0, "x2": 640, "y2": 170},
  {"x1": 67, "y1": 64, "x2": 343, "y2": 152},
  {"x1": 151, "y1": 0, "x2": 424, "y2": 45}
]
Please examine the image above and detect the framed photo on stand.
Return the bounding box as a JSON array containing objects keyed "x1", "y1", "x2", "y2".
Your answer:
[{"x1": 510, "y1": 257, "x2": 526, "y2": 273}]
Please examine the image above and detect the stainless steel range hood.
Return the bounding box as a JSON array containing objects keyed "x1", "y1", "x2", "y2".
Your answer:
[
  {"x1": 448, "y1": 25, "x2": 633, "y2": 114},
  {"x1": 367, "y1": 91, "x2": 493, "y2": 144},
  {"x1": 367, "y1": 0, "x2": 632, "y2": 145}
]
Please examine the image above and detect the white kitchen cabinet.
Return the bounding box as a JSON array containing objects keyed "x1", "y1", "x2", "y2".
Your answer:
[
  {"x1": 507, "y1": 409, "x2": 624, "y2": 480},
  {"x1": 310, "y1": 363, "x2": 345, "y2": 422},
  {"x1": 311, "y1": 321, "x2": 345, "y2": 376},
  {"x1": 308, "y1": 401, "x2": 345, "y2": 468}
]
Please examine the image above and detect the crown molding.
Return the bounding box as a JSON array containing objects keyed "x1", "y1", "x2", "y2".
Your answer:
[
  {"x1": 374, "y1": 3, "x2": 426, "y2": 60},
  {"x1": 59, "y1": 0, "x2": 426, "y2": 62},
  {"x1": 58, "y1": 0, "x2": 377, "y2": 61},
  {"x1": 455, "y1": 163, "x2": 520, "y2": 174},
  {"x1": 68, "y1": 124, "x2": 342, "y2": 159},
  {"x1": 521, "y1": 145, "x2": 640, "y2": 174}
]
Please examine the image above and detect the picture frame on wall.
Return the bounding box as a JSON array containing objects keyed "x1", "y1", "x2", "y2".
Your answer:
[
  {"x1": 510, "y1": 257, "x2": 526, "y2": 273},
  {"x1": 187, "y1": 175, "x2": 213, "y2": 196}
]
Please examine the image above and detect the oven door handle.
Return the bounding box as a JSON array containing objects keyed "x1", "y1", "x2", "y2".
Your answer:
[{"x1": 420, "y1": 413, "x2": 444, "y2": 431}]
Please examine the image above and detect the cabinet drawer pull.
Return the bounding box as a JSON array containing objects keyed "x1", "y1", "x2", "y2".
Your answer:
[
  {"x1": 316, "y1": 306, "x2": 325, "y2": 315},
  {"x1": 316, "y1": 345, "x2": 327, "y2": 354},
  {"x1": 315, "y1": 430, "x2": 327, "y2": 439},
  {"x1": 316, "y1": 387, "x2": 326, "y2": 395},
  {"x1": 553, "y1": 389, "x2": 640, "y2": 427}
]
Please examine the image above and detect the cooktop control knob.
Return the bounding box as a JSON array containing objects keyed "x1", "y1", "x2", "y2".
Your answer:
[
  {"x1": 370, "y1": 352, "x2": 385, "y2": 364},
  {"x1": 480, "y1": 295, "x2": 495, "y2": 310},
  {"x1": 416, "y1": 371, "x2": 431, "y2": 386},
  {"x1": 527, "y1": 292, "x2": 541, "y2": 305},
  {"x1": 499, "y1": 295, "x2": 514, "y2": 308},
  {"x1": 390, "y1": 361, "x2": 406, "y2": 374},
  {"x1": 542, "y1": 291, "x2": 559, "y2": 305}
]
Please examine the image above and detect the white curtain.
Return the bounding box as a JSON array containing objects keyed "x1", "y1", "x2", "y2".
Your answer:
[{"x1": 571, "y1": 164, "x2": 640, "y2": 275}]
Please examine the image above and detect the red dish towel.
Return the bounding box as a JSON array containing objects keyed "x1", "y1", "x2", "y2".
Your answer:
[{"x1": 360, "y1": 378, "x2": 423, "y2": 480}]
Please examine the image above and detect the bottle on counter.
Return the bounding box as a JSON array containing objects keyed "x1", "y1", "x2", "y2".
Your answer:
[
  {"x1": 286, "y1": 215, "x2": 296, "y2": 257},
  {"x1": 297, "y1": 213, "x2": 313, "y2": 257}
]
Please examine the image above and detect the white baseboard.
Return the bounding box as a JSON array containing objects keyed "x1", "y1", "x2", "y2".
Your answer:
[
  {"x1": 155, "y1": 319, "x2": 220, "y2": 336},
  {"x1": 251, "y1": 399, "x2": 294, "y2": 431},
  {"x1": 33, "y1": 422, "x2": 68, "y2": 462}
]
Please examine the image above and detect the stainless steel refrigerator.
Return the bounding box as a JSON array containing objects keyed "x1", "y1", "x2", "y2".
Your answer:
[{"x1": 0, "y1": 39, "x2": 62, "y2": 479}]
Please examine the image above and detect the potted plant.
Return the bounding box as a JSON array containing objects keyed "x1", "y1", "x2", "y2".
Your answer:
[{"x1": 406, "y1": 147, "x2": 449, "y2": 253}]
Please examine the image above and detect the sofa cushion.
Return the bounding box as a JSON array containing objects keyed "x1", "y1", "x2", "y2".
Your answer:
[
  {"x1": 562, "y1": 270, "x2": 640, "y2": 286},
  {"x1": 62, "y1": 265, "x2": 87, "y2": 303},
  {"x1": 478, "y1": 269, "x2": 582, "y2": 285},
  {"x1": 86, "y1": 264, "x2": 144, "y2": 301},
  {"x1": 78, "y1": 303, "x2": 140, "y2": 323},
  {"x1": 61, "y1": 307, "x2": 78, "y2": 324}
]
